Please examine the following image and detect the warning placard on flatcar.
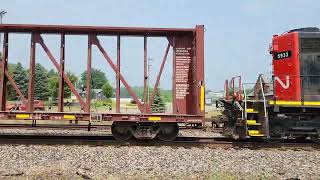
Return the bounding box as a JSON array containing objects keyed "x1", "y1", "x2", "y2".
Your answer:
[{"x1": 174, "y1": 37, "x2": 194, "y2": 114}]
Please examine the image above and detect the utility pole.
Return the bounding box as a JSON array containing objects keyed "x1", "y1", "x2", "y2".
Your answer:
[
  {"x1": 0, "y1": 10, "x2": 7, "y2": 46},
  {"x1": 147, "y1": 58, "x2": 153, "y2": 101}
]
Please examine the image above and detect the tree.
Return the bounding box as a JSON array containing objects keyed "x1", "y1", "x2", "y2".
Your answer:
[
  {"x1": 12, "y1": 63, "x2": 28, "y2": 97},
  {"x1": 118, "y1": 86, "x2": 172, "y2": 102},
  {"x1": 47, "y1": 69, "x2": 57, "y2": 78},
  {"x1": 158, "y1": 89, "x2": 172, "y2": 102},
  {"x1": 34, "y1": 63, "x2": 49, "y2": 100},
  {"x1": 64, "y1": 72, "x2": 78, "y2": 98},
  {"x1": 46, "y1": 71, "x2": 59, "y2": 99},
  {"x1": 102, "y1": 82, "x2": 114, "y2": 98},
  {"x1": 80, "y1": 69, "x2": 107, "y2": 89},
  {"x1": 46, "y1": 71, "x2": 78, "y2": 100},
  {"x1": 150, "y1": 88, "x2": 166, "y2": 113}
]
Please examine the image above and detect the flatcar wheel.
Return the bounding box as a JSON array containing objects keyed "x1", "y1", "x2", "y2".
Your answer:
[
  {"x1": 157, "y1": 123, "x2": 179, "y2": 141},
  {"x1": 309, "y1": 134, "x2": 320, "y2": 144},
  {"x1": 111, "y1": 122, "x2": 133, "y2": 141}
]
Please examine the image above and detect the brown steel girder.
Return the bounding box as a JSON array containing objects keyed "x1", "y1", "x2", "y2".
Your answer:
[
  {"x1": 58, "y1": 34, "x2": 65, "y2": 112},
  {"x1": 0, "y1": 32, "x2": 8, "y2": 111},
  {"x1": 27, "y1": 33, "x2": 36, "y2": 112},
  {"x1": 0, "y1": 24, "x2": 195, "y2": 36}
]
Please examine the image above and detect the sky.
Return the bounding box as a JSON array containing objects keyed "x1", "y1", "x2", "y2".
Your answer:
[{"x1": 1, "y1": 0, "x2": 320, "y2": 91}]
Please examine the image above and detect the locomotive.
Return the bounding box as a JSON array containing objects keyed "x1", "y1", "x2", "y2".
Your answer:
[{"x1": 218, "y1": 27, "x2": 320, "y2": 143}]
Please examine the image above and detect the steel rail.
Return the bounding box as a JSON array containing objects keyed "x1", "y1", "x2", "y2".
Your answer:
[
  {"x1": 0, "y1": 134, "x2": 317, "y2": 150},
  {"x1": 0, "y1": 124, "x2": 206, "y2": 130}
]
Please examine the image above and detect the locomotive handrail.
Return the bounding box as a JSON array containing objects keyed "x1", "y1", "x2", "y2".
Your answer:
[
  {"x1": 242, "y1": 82, "x2": 269, "y2": 118},
  {"x1": 224, "y1": 79, "x2": 229, "y2": 100},
  {"x1": 234, "y1": 101, "x2": 244, "y2": 120},
  {"x1": 259, "y1": 74, "x2": 270, "y2": 138},
  {"x1": 241, "y1": 83, "x2": 249, "y2": 132},
  {"x1": 242, "y1": 99, "x2": 267, "y2": 102},
  {"x1": 230, "y1": 76, "x2": 242, "y2": 101},
  {"x1": 242, "y1": 83, "x2": 248, "y2": 119}
]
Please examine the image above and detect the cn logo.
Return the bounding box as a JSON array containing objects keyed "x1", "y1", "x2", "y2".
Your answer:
[{"x1": 274, "y1": 76, "x2": 290, "y2": 89}]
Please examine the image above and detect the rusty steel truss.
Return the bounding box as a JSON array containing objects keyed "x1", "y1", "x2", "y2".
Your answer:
[{"x1": 0, "y1": 24, "x2": 204, "y2": 124}]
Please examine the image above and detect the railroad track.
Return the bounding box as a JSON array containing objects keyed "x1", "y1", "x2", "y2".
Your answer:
[
  {"x1": 0, "y1": 134, "x2": 318, "y2": 150},
  {"x1": 0, "y1": 124, "x2": 211, "y2": 130}
]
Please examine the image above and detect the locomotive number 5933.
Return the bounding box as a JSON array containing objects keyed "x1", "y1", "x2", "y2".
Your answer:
[{"x1": 275, "y1": 51, "x2": 291, "y2": 60}]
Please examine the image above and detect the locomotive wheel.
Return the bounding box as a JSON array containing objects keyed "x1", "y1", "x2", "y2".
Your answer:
[
  {"x1": 294, "y1": 135, "x2": 308, "y2": 141},
  {"x1": 266, "y1": 125, "x2": 283, "y2": 143},
  {"x1": 111, "y1": 122, "x2": 134, "y2": 141},
  {"x1": 309, "y1": 134, "x2": 320, "y2": 144},
  {"x1": 266, "y1": 138, "x2": 282, "y2": 144},
  {"x1": 157, "y1": 123, "x2": 179, "y2": 141}
]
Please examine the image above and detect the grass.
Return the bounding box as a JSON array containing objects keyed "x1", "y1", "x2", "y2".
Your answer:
[
  {"x1": 207, "y1": 171, "x2": 274, "y2": 180},
  {"x1": 207, "y1": 171, "x2": 237, "y2": 180}
]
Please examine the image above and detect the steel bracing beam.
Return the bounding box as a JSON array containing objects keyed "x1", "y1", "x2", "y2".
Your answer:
[
  {"x1": 143, "y1": 36, "x2": 148, "y2": 112},
  {"x1": 3, "y1": 68, "x2": 25, "y2": 100},
  {"x1": 0, "y1": 32, "x2": 8, "y2": 111},
  {"x1": 0, "y1": 63, "x2": 25, "y2": 101},
  {"x1": 85, "y1": 35, "x2": 93, "y2": 113},
  {"x1": 34, "y1": 34, "x2": 86, "y2": 110},
  {"x1": 0, "y1": 34, "x2": 25, "y2": 102},
  {"x1": 0, "y1": 64, "x2": 26, "y2": 100},
  {"x1": 149, "y1": 43, "x2": 170, "y2": 107},
  {"x1": 91, "y1": 35, "x2": 144, "y2": 112},
  {"x1": 0, "y1": 24, "x2": 195, "y2": 36},
  {"x1": 58, "y1": 34, "x2": 65, "y2": 112},
  {"x1": 116, "y1": 35, "x2": 120, "y2": 113},
  {"x1": 27, "y1": 33, "x2": 36, "y2": 112}
]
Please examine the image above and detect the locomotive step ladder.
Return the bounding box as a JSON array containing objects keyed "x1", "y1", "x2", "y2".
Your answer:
[
  {"x1": 242, "y1": 74, "x2": 270, "y2": 138},
  {"x1": 246, "y1": 108, "x2": 258, "y2": 114},
  {"x1": 244, "y1": 103, "x2": 266, "y2": 137},
  {"x1": 246, "y1": 119, "x2": 261, "y2": 126}
]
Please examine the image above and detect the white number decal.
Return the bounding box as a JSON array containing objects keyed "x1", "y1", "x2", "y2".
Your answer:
[{"x1": 275, "y1": 51, "x2": 291, "y2": 60}]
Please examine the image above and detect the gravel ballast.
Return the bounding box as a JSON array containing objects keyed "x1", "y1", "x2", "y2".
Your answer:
[
  {"x1": 0, "y1": 127, "x2": 222, "y2": 137},
  {"x1": 0, "y1": 145, "x2": 318, "y2": 179}
]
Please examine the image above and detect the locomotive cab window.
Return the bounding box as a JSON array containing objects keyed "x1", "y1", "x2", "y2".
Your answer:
[{"x1": 300, "y1": 36, "x2": 320, "y2": 101}]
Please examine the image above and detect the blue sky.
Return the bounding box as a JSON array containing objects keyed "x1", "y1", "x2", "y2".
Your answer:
[{"x1": 1, "y1": 0, "x2": 320, "y2": 90}]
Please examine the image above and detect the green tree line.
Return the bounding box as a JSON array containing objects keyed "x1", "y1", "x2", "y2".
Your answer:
[
  {"x1": 119, "y1": 86, "x2": 172, "y2": 102},
  {"x1": 2, "y1": 62, "x2": 171, "y2": 103},
  {"x1": 3, "y1": 63, "x2": 114, "y2": 101}
]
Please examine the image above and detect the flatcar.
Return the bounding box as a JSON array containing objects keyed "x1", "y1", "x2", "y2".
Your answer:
[
  {"x1": 218, "y1": 27, "x2": 320, "y2": 143},
  {"x1": 0, "y1": 24, "x2": 205, "y2": 142}
]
